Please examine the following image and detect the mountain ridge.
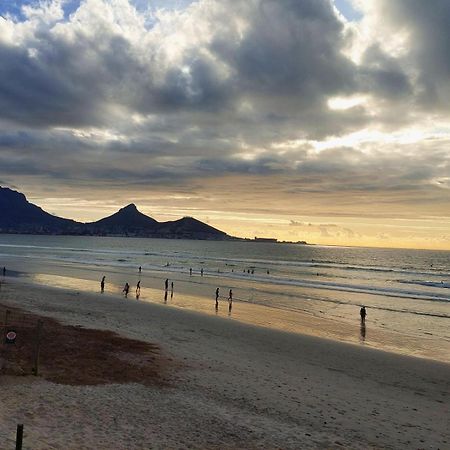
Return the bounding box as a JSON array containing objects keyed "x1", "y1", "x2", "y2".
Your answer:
[{"x1": 0, "y1": 186, "x2": 230, "y2": 240}]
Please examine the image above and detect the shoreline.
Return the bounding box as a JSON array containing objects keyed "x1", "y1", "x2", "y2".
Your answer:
[
  {"x1": 3, "y1": 268, "x2": 450, "y2": 364},
  {"x1": 0, "y1": 279, "x2": 449, "y2": 449}
]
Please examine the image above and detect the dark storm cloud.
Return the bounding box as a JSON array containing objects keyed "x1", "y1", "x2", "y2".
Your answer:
[
  {"x1": 0, "y1": 0, "x2": 360, "y2": 133},
  {"x1": 369, "y1": 0, "x2": 450, "y2": 110}
]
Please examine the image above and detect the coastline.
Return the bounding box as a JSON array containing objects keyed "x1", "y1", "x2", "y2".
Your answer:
[
  {"x1": 0, "y1": 278, "x2": 449, "y2": 449},
  {"x1": 3, "y1": 258, "x2": 449, "y2": 363}
]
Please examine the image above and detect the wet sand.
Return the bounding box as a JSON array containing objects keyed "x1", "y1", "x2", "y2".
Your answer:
[{"x1": 0, "y1": 279, "x2": 449, "y2": 449}]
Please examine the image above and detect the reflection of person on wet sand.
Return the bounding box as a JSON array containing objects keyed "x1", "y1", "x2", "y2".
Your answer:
[
  {"x1": 360, "y1": 306, "x2": 367, "y2": 324},
  {"x1": 123, "y1": 282, "x2": 130, "y2": 298},
  {"x1": 100, "y1": 276, "x2": 105, "y2": 293},
  {"x1": 164, "y1": 290, "x2": 168, "y2": 303},
  {"x1": 360, "y1": 322, "x2": 366, "y2": 341}
]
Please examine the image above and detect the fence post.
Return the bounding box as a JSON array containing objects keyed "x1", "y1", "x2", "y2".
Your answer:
[
  {"x1": 32, "y1": 320, "x2": 43, "y2": 376},
  {"x1": 15, "y1": 424, "x2": 23, "y2": 450}
]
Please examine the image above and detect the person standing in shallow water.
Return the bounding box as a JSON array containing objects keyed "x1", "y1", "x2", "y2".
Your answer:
[
  {"x1": 100, "y1": 276, "x2": 105, "y2": 293},
  {"x1": 360, "y1": 306, "x2": 367, "y2": 324}
]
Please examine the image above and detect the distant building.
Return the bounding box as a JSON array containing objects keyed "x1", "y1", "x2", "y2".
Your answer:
[{"x1": 254, "y1": 237, "x2": 278, "y2": 243}]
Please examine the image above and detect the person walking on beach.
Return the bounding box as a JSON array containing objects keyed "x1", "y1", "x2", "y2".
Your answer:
[
  {"x1": 360, "y1": 306, "x2": 367, "y2": 324},
  {"x1": 201, "y1": 268, "x2": 204, "y2": 277},
  {"x1": 228, "y1": 289, "x2": 233, "y2": 312},
  {"x1": 136, "y1": 280, "x2": 141, "y2": 297},
  {"x1": 215, "y1": 287, "x2": 220, "y2": 309},
  {"x1": 190, "y1": 268, "x2": 192, "y2": 276},
  {"x1": 100, "y1": 276, "x2": 106, "y2": 293},
  {"x1": 123, "y1": 282, "x2": 130, "y2": 298},
  {"x1": 165, "y1": 278, "x2": 169, "y2": 291},
  {"x1": 2, "y1": 266, "x2": 5, "y2": 276}
]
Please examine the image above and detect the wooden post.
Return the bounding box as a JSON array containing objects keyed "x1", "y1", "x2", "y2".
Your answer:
[
  {"x1": 15, "y1": 424, "x2": 23, "y2": 450},
  {"x1": 32, "y1": 320, "x2": 43, "y2": 376}
]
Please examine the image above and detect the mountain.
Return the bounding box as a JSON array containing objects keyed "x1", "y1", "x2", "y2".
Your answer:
[
  {"x1": 0, "y1": 187, "x2": 80, "y2": 233},
  {"x1": 0, "y1": 186, "x2": 230, "y2": 240},
  {"x1": 86, "y1": 203, "x2": 158, "y2": 234},
  {"x1": 157, "y1": 217, "x2": 227, "y2": 239}
]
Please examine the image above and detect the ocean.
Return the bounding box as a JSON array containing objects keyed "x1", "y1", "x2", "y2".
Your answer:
[{"x1": 1, "y1": 234, "x2": 449, "y2": 361}]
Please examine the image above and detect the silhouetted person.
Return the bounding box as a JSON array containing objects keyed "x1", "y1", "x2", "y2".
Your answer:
[
  {"x1": 360, "y1": 306, "x2": 367, "y2": 324},
  {"x1": 139, "y1": 266, "x2": 142, "y2": 274},
  {"x1": 165, "y1": 278, "x2": 169, "y2": 291},
  {"x1": 251, "y1": 269, "x2": 254, "y2": 274},
  {"x1": 201, "y1": 268, "x2": 204, "y2": 277},
  {"x1": 171, "y1": 281, "x2": 174, "y2": 292},
  {"x1": 123, "y1": 282, "x2": 130, "y2": 298},
  {"x1": 267, "y1": 270, "x2": 270, "y2": 274},
  {"x1": 136, "y1": 280, "x2": 141, "y2": 296},
  {"x1": 190, "y1": 268, "x2": 192, "y2": 276},
  {"x1": 2, "y1": 267, "x2": 5, "y2": 276},
  {"x1": 215, "y1": 287, "x2": 220, "y2": 309},
  {"x1": 228, "y1": 289, "x2": 233, "y2": 312},
  {"x1": 100, "y1": 276, "x2": 105, "y2": 293}
]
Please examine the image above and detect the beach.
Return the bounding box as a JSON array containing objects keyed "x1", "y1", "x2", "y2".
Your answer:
[{"x1": 0, "y1": 278, "x2": 449, "y2": 449}]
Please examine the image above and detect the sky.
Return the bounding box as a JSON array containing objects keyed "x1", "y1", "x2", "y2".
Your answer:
[{"x1": 0, "y1": 0, "x2": 449, "y2": 250}]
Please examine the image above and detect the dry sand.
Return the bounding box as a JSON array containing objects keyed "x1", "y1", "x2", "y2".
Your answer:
[{"x1": 0, "y1": 279, "x2": 449, "y2": 449}]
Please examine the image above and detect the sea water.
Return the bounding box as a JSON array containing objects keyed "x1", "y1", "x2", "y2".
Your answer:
[{"x1": 0, "y1": 234, "x2": 449, "y2": 360}]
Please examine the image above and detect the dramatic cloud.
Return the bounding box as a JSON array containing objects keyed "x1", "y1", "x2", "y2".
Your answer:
[{"x1": 0, "y1": 0, "x2": 449, "y2": 248}]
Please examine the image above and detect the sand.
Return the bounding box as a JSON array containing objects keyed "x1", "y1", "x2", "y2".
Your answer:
[{"x1": 0, "y1": 278, "x2": 449, "y2": 449}]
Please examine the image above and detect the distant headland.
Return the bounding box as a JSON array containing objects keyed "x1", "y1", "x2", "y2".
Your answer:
[{"x1": 0, "y1": 186, "x2": 308, "y2": 244}]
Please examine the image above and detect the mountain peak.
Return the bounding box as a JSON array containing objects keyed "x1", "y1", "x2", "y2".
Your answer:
[{"x1": 120, "y1": 203, "x2": 138, "y2": 212}]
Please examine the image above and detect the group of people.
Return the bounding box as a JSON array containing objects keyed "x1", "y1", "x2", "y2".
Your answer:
[
  {"x1": 100, "y1": 267, "x2": 144, "y2": 299},
  {"x1": 189, "y1": 267, "x2": 204, "y2": 277},
  {"x1": 100, "y1": 266, "x2": 178, "y2": 301},
  {"x1": 98, "y1": 265, "x2": 366, "y2": 324},
  {"x1": 215, "y1": 287, "x2": 233, "y2": 312}
]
